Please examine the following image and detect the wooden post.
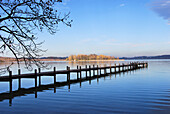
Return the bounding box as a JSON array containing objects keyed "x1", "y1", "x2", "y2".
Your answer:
[
  {"x1": 89, "y1": 65, "x2": 91, "y2": 77},
  {"x1": 122, "y1": 63, "x2": 124, "y2": 71},
  {"x1": 127, "y1": 63, "x2": 129, "y2": 70},
  {"x1": 54, "y1": 66, "x2": 56, "y2": 93},
  {"x1": 97, "y1": 65, "x2": 99, "y2": 75},
  {"x1": 124, "y1": 63, "x2": 126, "y2": 71},
  {"x1": 126, "y1": 64, "x2": 129, "y2": 74},
  {"x1": 85, "y1": 65, "x2": 87, "y2": 78},
  {"x1": 68, "y1": 67, "x2": 70, "y2": 81},
  {"x1": 38, "y1": 68, "x2": 41, "y2": 86},
  {"x1": 9, "y1": 71, "x2": 12, "y2": 93},
  {"x1": 134, "y1": 63, "x2": 136, "y2": 69},
  {"x1": 133, "y1": 62, "x2": 135, "y2": 69},
  {"x1": 115, "y1": 64, "x2": 116, "y2": 73},
  {"x1": 80, "y1": 66, "x2": 82, "y2": 88},
  {"x1": 128, "y1": 63, "x2": 130, "y2": 70},
  {"x1": 67, "y1": 66, "x2": 70, "y2": 82},
  {"x1": 100, "y1": 64, "x2": 101, "y2": 75},
  {"x1": 126, "y1": 63, "x2": 128, "y2": 70},
  {"x1": 104, "y1": 64, "x2": 106, "y2": 75},
  {"x1": 110, "y1": 64, "x2": 112, "y2": 73},
  {"x1": 89, "y1": 65, "x2": 91, "y2": 84},
  {"x1": 35, "y1": 69, "x2": 37, "y2": 88},
  {"x1": 67, "y1": 66, "x2": 70, "y2": 89},
  {"x1": 93, "y1": 65, "x2": 95, "y2": 76},
  {"x1": 136, "y1": 62, "x2": 139, "y2": 69},
  {"x1": 105, "y1": 64, "x2": 107, "y2": 74},
  {"x1": 80, "y1": 66, "x2": 82, "y2": 80},
  {"x1": 69, "y1": 67, "x2": 70, "y2": 81},
  {"x1": 35, "y1": 69, "x2": 37, "y2": 98},
  {"x1": 77, "y1": 65, "x2": 79, "y2": 80},
  {"x1": 54, "y1": 66, "x2": 56, "y2": 92},
  {"x1": 126, "y1": 64, "x2": 127, "y2": 71},
  {"x1": 9, "y1": 70, "x2": 13, "y2": 104},
  {"x1": 123, "y1": 64, "x2": 125, "y2": 75},
  {"x1": 128, "y1": 63, "x2": 129, "y2": 70},
  {"x1": 18, "y1": 69, "x2": 21, "y2": 89},
  {"x1": 54, "y1": 67, "x2": 56, "y2": 84},
  {"x1": 118, "y1": 63, "x2": 120, "y2": 72}
]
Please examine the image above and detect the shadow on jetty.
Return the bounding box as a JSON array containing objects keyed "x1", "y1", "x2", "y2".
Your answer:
[{"x1": 0, "y1": 66, "x2": 147, "y2": 106}]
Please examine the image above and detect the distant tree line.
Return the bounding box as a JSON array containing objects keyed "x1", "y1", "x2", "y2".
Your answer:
[{"x1": 66, "y1": 54, "x2": 119, "y2": 61}]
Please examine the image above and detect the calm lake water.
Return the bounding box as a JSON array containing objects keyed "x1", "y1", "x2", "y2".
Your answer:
[{"x1": 0, "y1": 60, "x2": 170, "y2": 113}]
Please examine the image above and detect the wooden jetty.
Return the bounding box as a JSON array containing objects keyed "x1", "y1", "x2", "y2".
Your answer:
[
  {"x1": 0, "y1": 62, "x2": 148, "y2": 106},
  {"x1": 0, "y1": 62, "x2": 148, "y2": 93}
]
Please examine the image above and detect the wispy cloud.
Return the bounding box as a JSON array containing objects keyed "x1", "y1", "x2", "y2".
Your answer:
[
  {"x1": 150, "y1": 0, "x2": 170, "y2": 24},
  {"x1": 78, "y1": 38, "x2": 99, "y2": 44},
  {"x1": 101, "y1": 40, "x2": 152, "y2": 47},
  {"x1": 120, "y1": 4, "x2": 125, "y2": 7}
]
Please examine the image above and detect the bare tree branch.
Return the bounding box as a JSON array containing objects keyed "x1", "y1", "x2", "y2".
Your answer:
[{"x1": 0, "y1": 0, "x2": 72, "y2": 73}]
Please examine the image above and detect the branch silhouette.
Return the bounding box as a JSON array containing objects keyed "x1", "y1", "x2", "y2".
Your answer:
[{"x1": 0, "y1": 0, "x2": 72, "y2": 73}]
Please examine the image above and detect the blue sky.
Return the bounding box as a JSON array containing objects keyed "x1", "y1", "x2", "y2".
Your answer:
[{"x1": 38, "y1": 0, "x2": 170, "y2": 57}]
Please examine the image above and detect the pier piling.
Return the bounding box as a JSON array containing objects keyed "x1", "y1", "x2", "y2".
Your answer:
[
  {"x1": 54, "y1": 67, "x2": 56, "y2": 84},
  {"x1": 89, "y1": 65, "x2": 91, "y2": 77},
  {"x1": 9, "y1": 71, "x2": 12, "y2": 93},
  {"x1": 97, "y1": 65, "x2": 99, "y2": 75},
  {"x1": 18, "y1": 69, "x2": 21, "y2": 89},
  {"x1": 77, "y1": 65, "x2": 79, "y2": 80},
  {"x1": 38, "y1": 68, "x2": 41, "y2": 86},
  {"x1": 85, "y1": 65, "x2": 87, "y2": 78},
  {"x1": 35, "y1": 69, "x2": 37, "y2": 88}
]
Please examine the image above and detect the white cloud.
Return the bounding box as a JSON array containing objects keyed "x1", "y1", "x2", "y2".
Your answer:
[
  {"x1": 78, "y1": 38, "x2": 98, "y2": 44},
  {"x1": 120, "y1": 4, "x2": 125, "y2": 7},
  {"x1": 150, "y1": 0, "x2": 170, "y2": 25}
]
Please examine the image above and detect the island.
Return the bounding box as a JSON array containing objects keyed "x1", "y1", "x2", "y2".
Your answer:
[{"x1": 66, "y1": 54, "x2": 120, "y2": 61}]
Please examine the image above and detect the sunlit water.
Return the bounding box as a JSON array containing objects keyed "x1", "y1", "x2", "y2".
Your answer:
[{"x1": 0, "y1": 60, "x2": 170, "y2": 113}]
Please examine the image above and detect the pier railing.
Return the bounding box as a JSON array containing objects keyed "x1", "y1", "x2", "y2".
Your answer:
[
  {"x1": 0, "y1": 62, "x2": 148, "y2": 106},
  {"x1": 0, "y1": 62, "x2": 148, "y2": 92}
]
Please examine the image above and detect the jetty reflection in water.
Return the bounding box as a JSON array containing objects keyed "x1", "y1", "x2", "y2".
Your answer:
[{"x1": 0, "y1": 65, "x2": 146, "y2": 106}]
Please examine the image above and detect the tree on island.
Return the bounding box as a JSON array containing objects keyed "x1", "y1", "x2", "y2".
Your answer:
[
  {"x1": 0, "y1": 0, "x2": 72, "y2": 72},
  {"x1": 67, "y1": 54, "x2": 118, "y2": 61}
]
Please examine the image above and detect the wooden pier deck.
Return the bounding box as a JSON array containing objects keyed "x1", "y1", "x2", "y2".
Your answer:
[
  {"x1": 0, "y1": 62, "x2": 148, "y2": 106},
  {"x1": 0, "y1": 62, "x2": 148, "y2": 92}
]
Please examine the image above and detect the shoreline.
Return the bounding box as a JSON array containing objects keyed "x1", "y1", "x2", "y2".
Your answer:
[{"x1": 66, "y1": 59, "x2": 125, "y2": 62}]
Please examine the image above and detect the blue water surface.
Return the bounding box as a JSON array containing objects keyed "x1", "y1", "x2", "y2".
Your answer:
[{"x1": 0, "y1": 60, "x2": 170, "y2": 113}]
